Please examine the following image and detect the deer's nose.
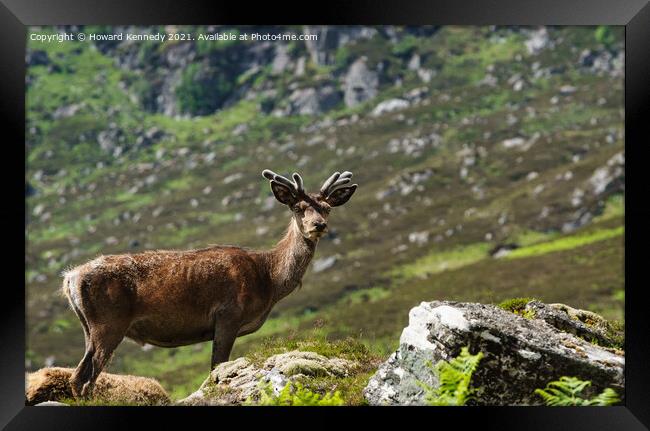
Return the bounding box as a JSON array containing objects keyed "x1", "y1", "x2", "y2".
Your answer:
[{"x1": 313, "y1": 221, "x2": 327, "y2": 232}]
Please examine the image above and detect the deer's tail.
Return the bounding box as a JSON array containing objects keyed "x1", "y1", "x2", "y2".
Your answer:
[{"x1": 61, "y1": 269, "x2": 82, "y2": 311}]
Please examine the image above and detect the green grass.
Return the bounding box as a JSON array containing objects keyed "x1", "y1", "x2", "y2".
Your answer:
[
  {"x1": 244, "y1": 333, "x2": 381, "y2": 368},
  {"x1": 390, "y1": 243, "x2": 491, "y2": 280},
  {"x1": 594, "y1": 194, "x2": 624, "y2": 222},
  {"x1": 506, "y1": 227, "x2": 623, "y2": 260}
]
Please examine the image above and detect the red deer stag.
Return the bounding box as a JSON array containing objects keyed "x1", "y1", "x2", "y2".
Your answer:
[{"x1": 62, "y1": 170, "x2": 358, "y2": 398}]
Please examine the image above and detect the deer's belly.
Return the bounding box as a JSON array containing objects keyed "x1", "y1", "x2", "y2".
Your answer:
[
  {"x1": 126, "y1": 318, "x2": 214, "y2": 347},
  {"x1": 238, "y1": 310, "x2": 271, "y2": 336}
]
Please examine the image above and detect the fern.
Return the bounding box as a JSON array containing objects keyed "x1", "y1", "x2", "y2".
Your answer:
[
  {"x1": 420, "y1": 346, "x2": 484, "y2": 406},
  {"x1": 534, "y1": 376, "x2": 620, "y2": 406},
  {"x1": 248, "y1": 381, "x2": 345, "y2": 406}
]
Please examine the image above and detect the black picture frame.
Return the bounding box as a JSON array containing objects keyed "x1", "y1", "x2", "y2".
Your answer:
[{"x1": 3, "y1": 0, "x2": 649, "y2": 429}]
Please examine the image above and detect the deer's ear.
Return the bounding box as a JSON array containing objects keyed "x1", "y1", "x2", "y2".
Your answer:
[
  {"x1": 325, "y1": 184, "x2": 357, "y2": 207},
  {"x1": 270, "y1": 180, "x2": 298, "y2": 206}
]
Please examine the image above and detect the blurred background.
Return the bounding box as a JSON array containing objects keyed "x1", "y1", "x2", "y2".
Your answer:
[{"x1": 25, "y1": 25, "x2": 624, "y2": 398}]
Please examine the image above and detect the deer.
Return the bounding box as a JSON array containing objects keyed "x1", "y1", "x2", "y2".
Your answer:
[{"x1": 61, "y1": 169, "x2": 358, "y2": 399}]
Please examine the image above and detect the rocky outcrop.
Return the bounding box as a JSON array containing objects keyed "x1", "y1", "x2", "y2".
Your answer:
[
  {"x1": 26, "y1": 367, "x2": 171, "y2": 406},
  {"x1": 178, "y1": 350, "x2": 358, "y2": 406},
  {"x1": 364, "y1": 301, "x2": 624, "y2": 406},
  {"x1": 343, "y1": 58, "x2": 378, "y2": 108},
  {"x1": 286, "y1": 86, "x2": 342, "y2": 116},
  {"x1": 303, "y1": 26, "x2": 378, "y2": 65},
  {"x1": 371, "y1": 98, "x2": 409, "y2": 117}
]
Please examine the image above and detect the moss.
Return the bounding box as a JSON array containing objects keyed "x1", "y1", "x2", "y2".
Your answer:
[
  {"x1": 496, "y1": 298, "x2": 539, "y2": 319},
  {"x1": 603, "y1": 320, "x2": 625, "y2": 350},
  {"x1": 497, "y1": 297, "x2": 535, "y2": 313},
  {"x1": 244, "y1": 335, "x2": 379, "y2": 369},
  {"x1": 200, "y1": 383, "x2": 237, "y2": 400}
]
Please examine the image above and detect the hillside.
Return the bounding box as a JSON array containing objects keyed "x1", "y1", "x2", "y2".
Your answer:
[{"x1": 25, "y1": 25, "x2": 624, "y2": 398}]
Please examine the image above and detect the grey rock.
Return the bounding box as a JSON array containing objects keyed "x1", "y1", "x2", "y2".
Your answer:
[
  {"x1": 559, "y1": 85, "x2": 577, "y2": 95},
  {"x1": 562, "y1": 209, "x2": 593, "y2": 233},
  {"x1": 35, "y1": 401, "x2": 69, "y2": 406},
  {"x1": 364, "y1": 301, "x2": 624, "y2": 406},
  {"x1": 377, "y1": 168, "x2": 434, "y2": 199},
  {"x1": 136, "y1": 127, "x2": 165, "y2": 147},
  {"x1": 589, "y1": 152, "x2": 624, "y2": 195},
  {"x1": 177, "y1": 351, "x2": 357, "y2": 406},
  {"x1": 417, "y1": 68, "x2": 434, "y2": 83},
  {"x1": 312, "y1": 255, "x2": 338, "y2": 273},
  {"x1": 408, "y1": 231, "x2": 430, "y2": 246},
  {"x1": 525, "y1": 301, "x2": 622, "y2": 348},
  {"x1": 524, "y1": 27, "x2": 551, "y2": 55},
  {"x1": 271, "y1": 44, "x2": 291, "y2": 74},
  {"x1": 344, "y1": 58, "x2": 378, "y2": 108},
  {"x1": 97, "y1": 128, "x2": 125, "y2": 154},
  {"x1": 304, "y1": 26, "x2": 377, "y2": 65},
  {"x1": 52, "y1": 103, "x2": 85, "y2": 120},
  {"x1": 407, "y1": 53, "x2": 421, "y2": 71},
  {"x1": 579, "y1": 49, "x2": 624, "y2": 78},
  {"x1": 371, "y1": 98, "x2": 409, "y2": 117},
  {"x1": 286, "y1": 86, "x2": 342, "y2": 116}
]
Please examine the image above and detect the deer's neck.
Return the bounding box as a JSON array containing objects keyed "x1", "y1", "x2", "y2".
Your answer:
[{"x1": 268, "y1": 218, "x2": 316, "y2": 302}]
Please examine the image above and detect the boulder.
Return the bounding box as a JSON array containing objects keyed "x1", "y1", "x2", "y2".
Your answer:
[
  {"x1": 177, "y1": 351, "x2": 357, "y2": 406},
  {"x1": 287, "y1": 86, "x2": 342, "y2": 116},
  {"x1": 526, "y1": 301, "x2": 623, "y2": 348},
  {"x1": 344, "y1": 58, "x2": 378, "y2": 108},
  {"x1": 524, "y1": 27, "x2": 551, "y2": 55},
  {"x1": 364, "y1": 301, "x2": 624, "y2": 406},
  {"x1": 371, "y1": 98, "x2": 409, "y2": 117},
  {"x1": 589, "y1": 151, "x2": 624, "y2": 195}
]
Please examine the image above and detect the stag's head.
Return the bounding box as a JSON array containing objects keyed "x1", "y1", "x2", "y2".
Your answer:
[{"x1": 262, "y1": 169, "x2": 358, "y2": 241}]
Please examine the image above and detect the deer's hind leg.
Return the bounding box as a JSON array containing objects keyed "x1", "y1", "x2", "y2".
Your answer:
[
  {"x1": 78, "y1": 321, "x2": 130, "y2": 398},
  {"x1": 68, "y1": 300, "x2": 94, "y2": 398},
  {"x1": 69, "y1": 277, "x2": 135, "y2": 399}
]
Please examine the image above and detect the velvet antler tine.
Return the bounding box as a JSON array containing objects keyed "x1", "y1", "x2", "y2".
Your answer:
[
  {"x1": 273, "y1": 175, "x2": 296, "y2": 190},
  {"x1": 327, "y1": 183, "x2": 359, "y2": 199},
  {"x1": 262, "y1": 169, "x2": 276, "y2": 180},
  {"x1": 329, "y1": 177, "x2": 352, "y2": 191},
  {"x1": 339, "y1": 171, "x2": 353, "y2": 179},
  {"x1": 292, "y1": 173, "x2": 304, "y2": 193},
  {"x1": 263, "y1": 168, "x2": 301, "y2": 195},
  {"x1": 320, "y1": 172, "x2": 341, "y2": 195}
]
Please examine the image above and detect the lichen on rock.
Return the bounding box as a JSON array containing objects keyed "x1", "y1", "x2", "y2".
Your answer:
[
  {"x1": 177, "y1": 350, "x2": 358, "y2": 406},
  {"x1": 363, "y1": 301, "x2": 624, "y2": 406}
]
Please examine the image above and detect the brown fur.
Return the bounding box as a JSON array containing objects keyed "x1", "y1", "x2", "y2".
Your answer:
[
  {"x1": 26, "y1": 367, "x2": 170, "y2": 405},
  {"x1": 61, "y1": 173, "x2": 357, "y2": 400}
]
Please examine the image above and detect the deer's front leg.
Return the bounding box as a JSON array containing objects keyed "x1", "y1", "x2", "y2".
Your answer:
[{"x1": 210, "y1": 311, "x2": 241, "y2": 369}]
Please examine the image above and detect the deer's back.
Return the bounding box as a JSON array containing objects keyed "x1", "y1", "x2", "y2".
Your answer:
[{"x1": 73, "y1": 246, "x2": 273, "y2": 320}]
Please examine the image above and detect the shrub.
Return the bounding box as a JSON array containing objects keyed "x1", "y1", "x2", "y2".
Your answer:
[
  {"x1": 594, "y1": 26, "x2": 616, "y2": 50},
  {"x1": 534, "y1": 376, "x2": 620, "y2": 406},
  {"x1": 176, "y1": 63, "x2": 235, "y2": 115},
  {"x1": 419, "y1": 346, "x2": 484, "y2": 406},
  {"x1": 334, "y1": 46, "x2": 352, "y2": 71},
  {"x1": 392, "y1": 34, "x2": 419, "y2": 57}
]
